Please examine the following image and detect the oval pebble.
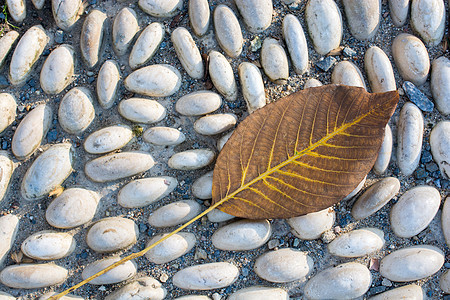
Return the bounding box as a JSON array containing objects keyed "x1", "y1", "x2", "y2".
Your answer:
[
  {"x1": 304, "y1": 78, "x2": 323, "y2": 89},
  {"x1": 176, "y1": 91, "x2": 222, "y2": 116},
  {"x1": 105, "y1": 277, "x2": 166, "y2": 300},
  {"x1": 283, "y1": 14, "x2": 308, "y2": 75},
  {"x1": 145, "y1": 232, "x2": 196, "y2": 264},
  {"x1": 365, "y1": 46, "x2": 396, "y2": 93},
  {"x1": 124, "y1": 64, "x2": 182, "y2": 97},
  {"x1": 85, "y1": 151, "x2": 155, "y2": 183},
  {"x1": 239, "y1": 62, "x2": 266, "y2": 113},
  {"x1": 118, "y1": 176, "x2": 178, "y2": 208},
  {"x1": 397, "y1": 102, "x2": 423, "y2": 176},
  {"x1": 213, "y1": 5, "x2": 243, "y2": 58},
  {"x1": 0, "y1": 214, "x2": 19, "y2": 266},
  {"x1": 9, "y1": 25, "x2": 49, "y2": 86},
  {"x1": 189, "y1": 0, "x2": 210, "y2": 37},
  {"x1": 21, "y1": 230, "x2": 76, "y2": 260},
  {"x1": 39, "y1": 293, "x2": 83, "y2": 300},
  {"x1": 261, "y1": 38, "x2": 289, "y2": 84},
  {"x1": 442, "y1": 196, "x2": 450, "y2": 247},
  {"x1": 389, "y1": 0, "x2": 409, "y2": 27},
  {"x1": 431, "y1": 57, "x2": 450, "y2": 115},
  {"x1": 0, "y1": 31, "x2": 19, "y2": 70},
  {"x1": 217, "y1": 131, "x2": 233, "y2": 151},
  {"x1": 208, "y1": 50, "x2": 237, "y2": 101},
  {"x1": 0, "y1": 264, "x2": 68, "y2": 289},
  {"x1": 373, "y1": 124, "x2": 393, "y2": 175},
  {"x1": 12, "y1": 104, "x2": 52, "y2": 160},
  {"x1": 392, "y1": 33, "x2": 430, "y2": 86},
  {"x1": 40, "y1": 44, "x2": 74, "y2": 95},
  {"x1": 80, "y1": 9, "x2": 107, "y2": 69},
  {"x1": 143, "y1": 127, "x2": 185, "y2": 146},
  {"x1": 351, "y1": 177, "x2": 400, "y2": 220},
  {"x1": 173, "y1": 262, "x2": 239, "y2": 290},
  {"x1": 118, "y1": 98, "x2": 166, "y2": 124},
  {"x1": 411, "y1": 0, "x2": 445, "y2": 46},
  {"x1": 58, "y1": 87, "x2": 95, "y2": 134},
  {"x1": 304, "y1": 262, "x2": 371, "y2": 299},
  {"x1": 343, "y1": 0, "x2": 381, "y2": 40},
  {"x1": 430, "y1": 121, "x2": 450, "y2": 179},
  {"x1": 331, "y1": 61, "x2": 366, "y2": 89},
  {"x1": 305, "y1": 0, "x2": 342, "y2": 55},
  {"x1": 148, "y1": 200, "x2": 201, "y2": 228},
  {"x1": 21, "y1": 143, "x2": 73, "y2": 201},
  {"x1": 254, "y1": 248, "x2": 313, "y2": 283},
  {"x1": 234, "y1": 0, "x2": 272, "y2": 33},
  {"x1": 138, "y1": 0, "x2": 183, "y2": 17},
  {"x1": 129, "y1": 22, "x2": 165, "y2": 69},
  {"x1": 390, "y1": 185, "x2": 440, "y2": 238},
  {"x1": 0, "y1": 93, "x2": 16, "y2": 135},
  {"x1": 379, "y1": 245, "x2": 444, "y2": 282},
  {"x1": 84, "y1": 125, "x2": 133, "y2": 154},
  {"x1": 81, "y1": 257, "x2": 137, "y2": 285},
  {"x1": 172, "y1": 27, "x2": 203, "y2": 79},
  {"x1": 97, "y1": 60, "x2": 120, "y2": 109},
  {"x1": 52, "y1": 0, "x2": 82, "y2": 31},
  {"x1": 192, "y1": 171, "x2": 213, "y2": 199},
  {"x1": 46, "y1": 188, "x2": 99, "y2": 229},
  {"x1": 168, "y1": 149, "x2": 215, "y2": 170},
  {"x1": 369, "y1": 284, "x2": 424, "y2": 300},
  {"x1": 87, "y1": 217, "x2": 139, "y2": 253},
  {"x1": 328, "y1": 228, "x2": 384, "y2": 258},
  {"x1": 229, "y1": 286, "x2": 289, "y2": 300},
  {"x1": 194, "y1": 113, "x2": 237, "y2": 136},
  {"x1": 287, "y1": 207, "x2": 335, "y2": 240},
  {"x1": 207, "y1": 209, "x2": 235, "y2": 223},
  {"x1": 0, "y1": 152, "x2": 13, "y2": 203},
  {"x1": 113, "y1": 8, "x2": 139, "y2": 56},
  {"x1": 6, "y1": 0, "x2": 25, "y2": 22},
  {"x1": 212, "y1": 219, "x2": 271, "y2": 251}
]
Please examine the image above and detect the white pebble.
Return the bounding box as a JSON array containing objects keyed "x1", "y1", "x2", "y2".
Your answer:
[
  {"x1": 172, "y1": 27, "x2": 204, "y2": 79},
  {"x1": 58, "y1": 87, "x2": 95, "y2": 134},
  {"x1": 430, "y1": 121, "x2": 450, "y2": 179},
  {"x1": 6, "y1": 0, "x2": 25, "y2": 22},
  {"x1": 342, "y1": 0, "x2": 381, "y2": 40},
  {"x1": 176, "y1": 91, "x2": 222, "y2": 116},
  {"x1": 84, "y1": 125, "x2": 133, "y2": 154},
  {"x1": 173, "y1": 262, "x2": 239, "y2": 290},
  {"x1": 194, "y1": 114, "x2": 237, "y2": 136},
  {"x1": 283, "y1": 14, "x2": 308, "y2": 75},
  {"x1": 238, "y1": 62, "x2": 266, "y2": 113},
  {"x1": 388, "y1": 0, "x2": 409, "y2": 27},
  {"x1": 81, "y1": 257, "x2": 137, "y2": 285},
  {"x1": 411, "y1": 0, "x2": 445, "y2": 46},
  {"x1": 208, "y1": 50, "x2": 237, "y2": 101},
  {"x1": 21, "y1": 230, "x2": 76, "y2": 260},
  {"x1": 52, "y1": 0, "x2": 83, "y2": 31},
  {"x1": 328, "y1": 228, "x2": 384, "y2": 258},
  {"x1": 304, "y1": 78, "x2": 322, "y2": 89},
  {"x1": 40, "y1": 44, "x2": 74, "y2": 95},
  {"x1": 373, "y1": 124, "x2": 393, "y2": 175},
  {"x1": 148, "y1": 200, "x2": 201, "y2": 227},
  {"x1": 331, "y1": 61, "x2": 366, "y2": 89},
  {"x1": 234, "y1": 0, "x2": 272, "y2": 33},
  {"x1": 229, "y1": 286, "x2": 289, "y2": 300},
  {"x1": 0, "y1": 93, "x2": 16, "y2": 135},
  {"x1": 287, "y1": 207, "x2": 335, "y2": 240},
  {"x1": 168, "y1": 149, "x2": 215, "y2": 170},
  {"x1": 80, "y1": 9, "x2": 107, "y2": 69},
  {"x1": 192, "y1": 171, "x2": 213, "y2": 199},
  {"x1": 143, "y1": 127, "x2": 185, "y2": 146},
  {"x1": 97, "y1": 60, "x2": 120, "y2": 109},
  {"x1": 207, "y1": 209, "x2": 235, "y2": 223},
  {"x1": 261, "y1": 38, "x2": 289, "y2": 84},
  {"x1": 189, "y1": 0, "x2": 210, "y2": 37},
  {"x1": 118, "y1": 98, "x2": 166, "y2": 124},
  {"x1": 129, "y1": 22, "x2": 165, "y2": 69},
  {"x1": 213, "y1": 5, "x2": 243, "y2": 58},
  {"x1": 138, "y1": 0, "x2": 183, "y2": 17},
  {"x1": 0, "y1": 31, "x2": 19, "y2": 69},
  {"x1": 0, "y1": 264, "x2": 68, "y2": 289},
  {"x1": 105, "y1": 277, "x2": 166, "y2": 300},
  {"x1": 0, "y1": 152, "x2": 13, "y2": 203},
  {"x1": 431, "y1": 56, "x2": 450, "y2": 115},
  {"x1": 113, "y1": 8, "x2": 139, "y2": 56},
  {"x1": 145, "y1": 232, "x2": 196, "y2": 264},
  {"x1": 365, "y1": 46, "x2": 396, "y2": 93},
  {"x1": 0, "y1": 214, "x2": 19, "y2": 266}
]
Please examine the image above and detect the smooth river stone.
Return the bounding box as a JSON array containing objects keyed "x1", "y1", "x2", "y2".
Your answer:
[
  {"x1": 207, "y1": 209, "x2": 235, "y2": 223},
  {"x1": 97, "y1": 60, "x2": 120, "y2": 109},
  {"x1": 86, "y1": 217, "x2": 139, "y2": 253},
  {"x1": 80, "y1": 9, "x2": 107, "y2": 69},
  {"x1": 119, "y1": 98, "x2": 166, "y2": 124},
  {"x1": 138, "y1": 0, "x2": 183, "y2": 17},
  {"x1": 208, "y1": 50, "x2": 237, "y2": 101},
  {"x1": 168, "y1": 149, "x2": 215, "y2": 170},
  {"x1": 148, "y1": 200, "x2": 201, "y2": 227},
  {"x1": 390, "y1": 185, "x2": 440, "y2": 238},
  {"x1": 235, "y1": 0, "x2": 272, "y2": 33},
  {"x1": 9, "y1": 25, "x2": 49, "y2": 86},
  {"x1": 0, "y1": 291, "x2": 15, "y2": 300},
  {"x1": 0, "y1": 93, "x2": 16, "y2": 135},
  {"x1": 0, "y1": 214, "x2": 19, "y2": 266},
  {"x1": 397, "y1": 102, "x2": 423, "y2": 176},
  {"x1": 105, "y1": 277, "x2": 166, "y2": 300},
  {"x1": 194, "y1": 113, "x2": 237, "y2": 136},
  {"x1": 351, "y1": 177, "x2": 400, "y2": 220},
  {"x1": 39, "y1": 293, "x2": 83, "y2": 300},
  {"x1": 261, "y1": 38, "x2": 289, "y2": 84},
  {"x1": 189, "y1": 0, "x2": 210, "y2": 37},
  {"x1": 217, "y1": 131, "x2": 233, "y2": 151},
  {"x1": 440, "y1": 270, "x2": 450, "y2": 294},
  {"x1": 229, "y1": 286, "x2": 289, "y2": 300},
  {"x1": 12, "y1": 104, "x2": 52, "y2": 160},
  {"x1": 365, "y1": 46, "x2": 396, "y2": 93},
  {"x1": 239, "y1": 62, "x2": 266, "y2": 113},
  {"x1": 430, "y1": 121, "x2": 450, "y2": 178},
  {"x1": 118, "y1": 176, "x2": 178, "y2": 208},
  {"x1": 129, "y1": 22, "x2": 165, "y2": 69},
  {"x1": 411, "y1": 0, "x2": 445, "y2": 46},
  {"x1": 21, "y1": 230, "x2": 76, "y2": 260},
  {"x1": 254, "y1": 248, "x2": 313, "y2": 283},
  {"x1": 392, "y1": 33, "x2": 430, "y2": 86},
  {"x1": 6, "y1": 0, "x2": 25, "y2": 22},
  {"x1": 21, "y1": 143, "x2": 73, "y2": 201},
  {"x1": 46, "y1": 188, "x2": 99, "y2": 229},
  {"x1": 283, "y1": 14, "x2": 308, "y2": 75},
  {"x1": 328, "y1": 228, "x2": 384, "y2": 258},
  {"x1": 373, "y1": 124, "x2": 393, "y2": 174},
  {"x1": 81, "y1": 257, "x2": 137, "y2": 285},
  {"x1": 304, "y1": 262, "x2": 371, "y2": 299},
  {"x1": 40, "y1": 45, "x2": 74, "y2": 95},
  {"x1": 52, "y1": 0, "x2": 83, "y2": 31},
  {"x1": 369, "y1": 284, "x2": 424, "y2": 300},
  {"x1": 287, "y1": 207, "x2": 335, "y2": 240},
  {"x1": 84, "y1": 125, "x2": 133, "y2": 154},
  {"x1": 0, "y1": 151, "x2": 13, "y2": 203},
  {"x1": 389, "y1": 0, "x2": 409, "y2": 27},
  {"x1": 143, "y1": 127, "x2": 185, "y2": 146},
  {"x1": 213, "y1": 5, "x2": 243, "y2": 58},
  {"x1": 0, "y1": 264, "x2": 67, "y2": 289},
  {"x1": 85, "y1": 151, "x2": 155, "y2": 182},
  {"x1": 305, "y1": 0, "x2": 342, "y2": 55},
  {"x1": 172, "y1": 27, "x2": 203, "y2": 79},
  {"x1": 58, "y1": 87, "x2": 95, "y2": 134},
  {"x1": 173, "y1": 262, "x2": 239, "y2": 290},
  {"x1": 192, "y1": 171, "x2": 213, "y2": 199},
  {"x1": 145, "y1": 232, "x2": 196, "y2": 264},
  {"x1": 304, "y1": 78, "x2": 323, "y2": 89},
  {"x1": 379, "y1": 245, "x2": 444, "y2": 282},
  {"x1": 0, "y1": 31, "x2": 19, "y2": 70},
  {"x1": 176, "y1": 91, "x2": 221, "y2": 116},
  {"x1": 431, "y1": 56, "x2": 450, "y2": 115},
  {"x1": 124, "y1": 64, "x2": 182, "y2": 97},
  {"x1": 442, "y1": 197, "x2": 450, "y2": 247},
  {"x1": 331, "y1": 61, "x2": 366, "y2": 89},
  {"x1": 212, "y1": 219, "x2": 271, "y2": 251},
  {"x1": 113, "y1": 8, "x2": 139, "y2": 56},
  {"x1": 343, "y1": 0, "x2": 381, "y2": 40}
]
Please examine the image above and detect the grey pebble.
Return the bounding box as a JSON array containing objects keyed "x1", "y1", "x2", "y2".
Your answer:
[{"x1": 402, "y1": 81, "x2": 434, "y2": 112}]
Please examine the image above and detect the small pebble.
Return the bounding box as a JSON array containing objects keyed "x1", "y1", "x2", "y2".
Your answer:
[
  {"x1": 112, "y1": 8, "x2": 139, "y2": 56},
  {"x1": 58, "y1": 87, "x2": 95, "y2": 134},
  {"x1": 171, "y1": 27, "x2": 204, "y2": 79},
  {"x1": 118, "y1": 98, "x2": 166, "y2": 124},
  {"x1": 148, "y1": 200, "x2": 201, "y2": 228},
  {"x1": 81, "y1": 257, "x2": 137, "y2": 285},
  {"x1": 213, "y1": 5, "x2": 243, "y2": 58},
  {"x1": 328, "y1": 228, "x2": 384, "y2": 258},
  {"x1": 0, "y1": 264, "x2": 68, "y2": 289},
  {"x1": 21, "y1": 230, "x2": 76, "y2": 260},
  {"x1": 287, "y1": 207, "x2": 335, "y2": 240},
  {"x1": 168, "y1": 149, "x2": 215, "y2": 170},
  {"x1": 411, "y1": 0, "x2": 445, "y2": 46},
  {"x1": 402, "y1": 81, "x2": 434, "y2": 112},
  {"x1": 316, "y1": 56, "x2": 336, "y2": 72},
  {"x1": 145, "y1": 232, "x2": 196, "y2": 264},
  {"x1": 52, "y1": 0, "x2": 83, "y2": 31},
  {"x1": 80, "y1": 9, "x2": 107, "y2": 69},
  {"x1": 173, "y1": 262, "x2": 239, "y2": 290},
  {"x1": 97, "y1": 60, "x2": 120, "y2": 109},
  {"x1": 138, "y1": 0, "x2": 183, "y2": 17},
  {"x1": 234, "y1": 0, "x2": 272, "y2": 33},
  {"x1": 175, "y1": 91, "x2": 222, "y2": 116},
  {"x1": 129, "y1": 22, "x2": 165, "y2": 69}
]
